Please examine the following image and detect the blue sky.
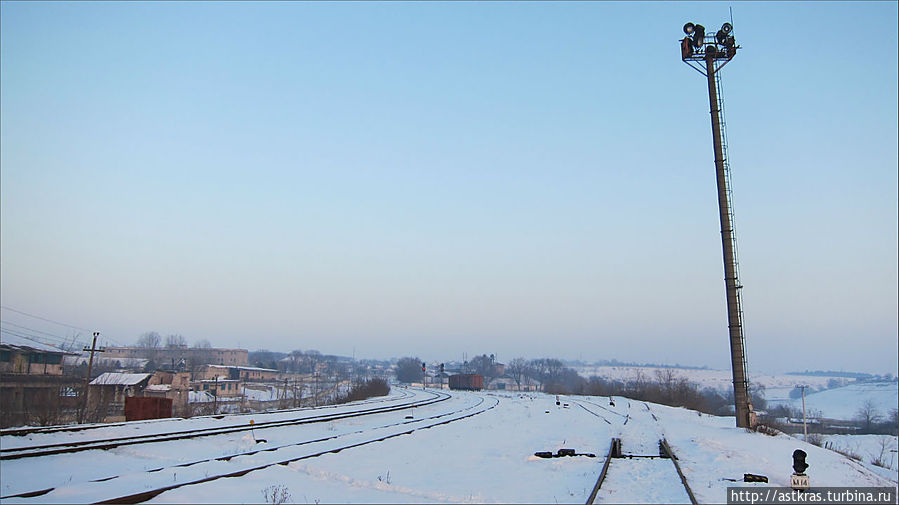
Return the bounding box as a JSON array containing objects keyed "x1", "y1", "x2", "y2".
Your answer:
[{"x1": 1, "y1": 2, "x2": 896, "y2": 374}]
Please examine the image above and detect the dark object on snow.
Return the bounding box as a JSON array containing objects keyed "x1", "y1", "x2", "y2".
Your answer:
[
  {"x1": 744, "y1": 473, "x2": 768, "y2": 483},
  {"x1": 793, "y1": 449, "x2": 809, "y2": 474},
  {"x1": 534, "y1": 448, "x2": 596, "y2": 459}
]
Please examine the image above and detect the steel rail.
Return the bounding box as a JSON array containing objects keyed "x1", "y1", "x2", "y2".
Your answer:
[
  {"x1": 0, "y1": 389, "x2": 414, "y2": 438},
  {"x1": 92, "y1": 396, "x2": 501, "y2": 504},
  {"x1": 0, "y1": 392, "x2": 486, "y2": 501},
  {"x1": 1, "y1": 390, "x2": 447, "y2": 460}
]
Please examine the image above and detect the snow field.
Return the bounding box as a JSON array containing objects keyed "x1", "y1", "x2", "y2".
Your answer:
[{"x1": 1, "y1": 389, "x2": 894, "y2": 504}]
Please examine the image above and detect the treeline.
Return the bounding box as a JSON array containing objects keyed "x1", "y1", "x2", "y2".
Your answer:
[
  {"x1": 565, "y1": 359, "x2": 710, "y2": 370},
  {"x1": 503, "y1": 357, "x2": 762, "y2": 417},
  {"x1": 333, "y1": 379, "x2": 391, "y2": 404}
]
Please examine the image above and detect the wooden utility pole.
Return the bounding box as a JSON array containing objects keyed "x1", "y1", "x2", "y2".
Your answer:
[
  {"x1": 79, "y1": 331, "x2": 104, "y2": 424},
  {"x1": 212, "y1": 376, "x2": 218, "y2": 415},
  {"x1": 798, "y1": 384, "x2": 809, "y2": 441}
]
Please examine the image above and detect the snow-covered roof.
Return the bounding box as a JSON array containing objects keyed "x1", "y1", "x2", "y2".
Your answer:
[
  {"x1": 189, "y1": 391, "x2": 215, "y2": 403},
  {"x1": 145, "y1": 384, "x2": 171, "y2": 392},
  {"x1": 0, "y1": 334, "x2": 74, "y2": 354},
  {"x1": 90, "y1": 373, "x2": 152, "y2": 386},
  {"x1": 64, "y1": 356, "x2": 148, "y2": 368},
  {"x1": 207, "y1": 364, "x2": 278, "y2": 372}
]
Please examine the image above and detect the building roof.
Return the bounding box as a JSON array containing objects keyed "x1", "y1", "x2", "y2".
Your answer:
[
  {"x1": 90, "y1": 372, "x2": 152, "y2": 386},
  {"x1": 0, "y1": 334, "x2": 74, "y2": 354},
  {"x1": 207, "y1": 364, "x2": 278, "y2": 372},
  {"x1": 145, "y1": 384, "x2": 171, "y2": 392}
]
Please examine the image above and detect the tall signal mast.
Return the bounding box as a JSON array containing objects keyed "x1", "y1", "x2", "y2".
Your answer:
[{"x1": 680, "y1": 21, "x2": 755, "y2": 429}]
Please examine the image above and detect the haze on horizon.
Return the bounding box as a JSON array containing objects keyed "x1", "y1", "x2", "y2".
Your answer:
[{"x1": 1, "y1": 2, "x2": 896, "y2": 376}]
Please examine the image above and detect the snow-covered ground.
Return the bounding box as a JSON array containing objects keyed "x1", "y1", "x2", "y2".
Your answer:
[
  {"x1": 1, "y1": 389, "x2": 895, "y2": 504},
  {"x1": 767, "y1": 382, "x2": 899, "y2": 421},
  {"x1": 805, "y1": 434, "x2": 899, "y2": 481}
]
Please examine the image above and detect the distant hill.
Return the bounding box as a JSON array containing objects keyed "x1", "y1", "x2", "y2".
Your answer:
[{"x1": 786, "y1": 370, "x2": 875, "y2": 380}]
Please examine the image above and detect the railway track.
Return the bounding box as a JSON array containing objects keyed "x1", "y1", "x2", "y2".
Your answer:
[
  {"x1": 0, "y1": 388, "x2": 416, "y2": 439},
  {"x1": 584, "y1": 400, "x2": 697, "y2": 504},
  {"x1": 1, "y1": 391, "x2": 499, "y2": 504},
  {"x1": 0, "y1": 389, "x2": 440, "y2": 461},
  {"x1": 585, "y1": 437, "x2": 696, "y2": 504}
]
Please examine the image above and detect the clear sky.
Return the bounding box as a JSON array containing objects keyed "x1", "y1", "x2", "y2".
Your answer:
[{"x1": 2, "y1": 1, "x2": 897, "y2": 375}]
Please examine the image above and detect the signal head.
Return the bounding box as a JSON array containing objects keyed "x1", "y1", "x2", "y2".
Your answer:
[
  {"x1": 721, "y1": 22, "x2": 733, "y2": 34},
  {"x1": 692, "y1": 24, "x2": 706, "y2": 48},
  {"x1": 716, "y1": 30, "x2": 728, "y2": 44},
  {"x1": 683, "y1": 22, "x2": 695, "y2": 35}
]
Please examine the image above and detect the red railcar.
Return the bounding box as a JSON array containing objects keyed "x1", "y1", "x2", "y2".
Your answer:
[
  {"x1": 448, "y1": 373, "x2": 483, "y2": 391},
  {"x1": 125, "y1": 396, "x2": 173, "y2": 421}
]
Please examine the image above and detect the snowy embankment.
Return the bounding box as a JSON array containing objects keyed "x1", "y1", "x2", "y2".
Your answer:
[{"x1": 1, "y1": 390, "x2": 895, "y2": 504}]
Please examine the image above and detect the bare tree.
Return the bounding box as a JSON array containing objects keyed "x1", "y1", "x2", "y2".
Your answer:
[
  {"x1": 395, "y1": 357, "x2": 424, "y2": 384},
  {"x1": 165, "y1": 334, "x2": 186, "y2": 348},
  {"x1": 470, "y1": 355, "x2": 498, "y2": 386},
  {"x1": 136, "y1": 331, "x2": 161, "y2": 362},
  {"x1": 136, "y1": 332, "x2": 162, "y2": 349},
  {"x1": 856, "y1": 399, "x2": 881, "y2": 433},
  {"x1": 507, "y1": 358, "x2": 528, "y2": 391}
]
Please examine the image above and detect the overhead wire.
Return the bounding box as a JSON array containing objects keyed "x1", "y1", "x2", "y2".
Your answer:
[
  {"x1": 0, "y1": 305, "x2": 93, "y2": 332},
  {"x1": 0, "y1": 304, "x2": 126, "y2": 347}
]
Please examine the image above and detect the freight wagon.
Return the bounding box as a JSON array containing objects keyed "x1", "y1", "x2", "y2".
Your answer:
[{"x1": 448, "y1": 373, "x2": 483, "y2": 391}]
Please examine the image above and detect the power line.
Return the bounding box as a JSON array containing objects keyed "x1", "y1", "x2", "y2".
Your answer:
[
  {"x1": 0, "y1": 328, "x2": 74, "y2": 350},
  {"x1": 0, "y1": 305, "x2": 92, "y2": 332},
  {"x1": 0, "y1": 321, "x2": 83, "y2": 344}
]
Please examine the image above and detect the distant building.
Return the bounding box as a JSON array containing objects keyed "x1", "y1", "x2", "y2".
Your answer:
[
  {"x1": 199, "y1": 364, "x2": 280, "y2": 382},
  {"x1": 88, "y1": 372, "x2": 153, "y2": 421},
  {"x1": 143, "y1": 371, "x2": 191, "y2": 417},
  {"x1": 1, "y1": 334, "x2": 72, "y2": 376},
  {"x1": 1, "y1": 334, "x2": 79, "y2": 427},
  {"x1": 102, "y1": 346, "x2": 249, "y2": 367}
]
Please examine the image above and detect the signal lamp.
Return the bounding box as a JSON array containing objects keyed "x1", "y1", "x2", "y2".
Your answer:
[
  {"x1": 681, "y1": 38, "x2": 694, "y2": 59},
  {"x1": 716, "y1": 30, "x2": 728, "y2": 44},
  {"x1": 721, "y1": 22, "x2": 733, "y2": 34},
  {"x1": 683, "y1": 22, "x2": 695, "y2": 35},
  {"x1": 692, "y1": 25, "x2": 706, "y2": 48}
]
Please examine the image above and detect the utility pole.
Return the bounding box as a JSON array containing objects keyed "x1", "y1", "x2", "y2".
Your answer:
[
  {"x1": 680, "y1": 21, "x2": 754, "y2": 429},
  {"x1": 799, "y1": 384, "x2": 809, "y2": 441},
  {"x1": 79, "y1": 331, "x2": 104, "y2": 424}
]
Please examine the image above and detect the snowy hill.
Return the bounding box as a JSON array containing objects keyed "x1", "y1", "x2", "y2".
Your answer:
[{"x1": 768, "y1": 382, "x2": 899, "y2": 421}]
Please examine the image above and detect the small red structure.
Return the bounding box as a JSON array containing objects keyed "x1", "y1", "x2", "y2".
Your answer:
[
  {"x1": 125, "y1": 396, "x2": 173, "y2": 421},
  {"x1": 448, "y1": 374, "x2": 483, "y2": 391}
]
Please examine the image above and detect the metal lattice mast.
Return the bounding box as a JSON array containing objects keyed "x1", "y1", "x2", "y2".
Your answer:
[{"x1": 681, "y1": 21, "x2": 755, "y2": 428}]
